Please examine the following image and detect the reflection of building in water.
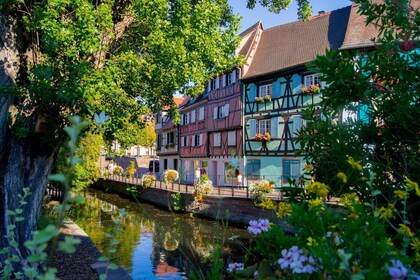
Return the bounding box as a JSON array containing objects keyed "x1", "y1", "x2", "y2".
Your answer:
[{"x1": 100, "y1": 200, "x2": 118, "y2": 213}]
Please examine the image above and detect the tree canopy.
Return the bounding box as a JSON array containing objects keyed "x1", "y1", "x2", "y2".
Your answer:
[{"x1": 246, "y1": 0, "x2": 312, "y2": 20}]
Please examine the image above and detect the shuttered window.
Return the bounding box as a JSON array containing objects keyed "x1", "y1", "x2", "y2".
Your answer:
[
  {"x1": 228, "y1": 131, "x2": 236, "y2": 146},
  {"x1": 283, "y1": 160, "x2": 300, "y2": 183},
  {"x1": 214, "y1": 132, "x2": 221, "y2": 147}
]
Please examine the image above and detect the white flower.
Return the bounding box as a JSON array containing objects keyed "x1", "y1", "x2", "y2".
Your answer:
[{"x1": 94, "y1": 111, "x2": 110, "y2": 125}]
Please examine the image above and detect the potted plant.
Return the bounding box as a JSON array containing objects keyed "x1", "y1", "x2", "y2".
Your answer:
[
  {"x1": 255, "y1": 97, "x2": 265, "y2": 103},
  {"x1": 163, "y1": 169, "x2": 179, "y2": 185},
  {"x1": 193, "y1": 175, "x2": 214, "y2": 204},
  {"x1": 253, "y1": 133, "x2": 271, "y2": 142},
  {"x1": 264, "y1": 94, "x2": 272, "y2": 102},
  {"x1": 141, "y1": 174, "x2": 156, "y2": 189},
  {"x1": 126, "y1": 161, "x2": 137, "y2": 178},
  {"x1": 301, "y1": 84, "x2": 321, "y2": 95}
]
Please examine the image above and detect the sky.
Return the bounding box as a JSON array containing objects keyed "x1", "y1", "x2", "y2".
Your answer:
[{"x1": 228, "y1": 0, "x2": 352, "y2": 33}]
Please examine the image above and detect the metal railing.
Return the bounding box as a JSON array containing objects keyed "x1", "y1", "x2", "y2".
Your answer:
[{"x1": 100, "y1": 173, "x2": 286, "y2": 200}]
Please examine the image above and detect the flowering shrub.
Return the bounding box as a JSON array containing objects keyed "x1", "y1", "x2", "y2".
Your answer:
[
  {"x1": 255, "y1": 96, "x2": 264, "y2": 103},
  {"x1": 247, "y1": 219, "x2": 270, "y2": 235},
  {"x1": 162, "y1": 169, "x2": 179, "y2": 185},
  {"x1": 113, "y1": 165, "x2": 123, "y2": 175},
  {"x1": 225, "y1": 170, "x2": 420, "y2": 279},
  {"x1": 264, "y1": 94, "x2": 272, "y2": 102},
  {"x1": 141, "y1": 174, "x2": 155, "y2": 189},
  {"x1": 126, "y1": 161, "x2": 137, "y2": 178},
  {"x1": 193, "y1": 174, "x2": 213, "y2": 204},
  {"x1": 227, "y1": 262, "x2": 244, "y2": 272},
  {"x1": 301, "y1": 84, "x2": 321, "y2": 94},
  {"x1": 253, "y1": 132, "x2": 271, "y2": 141},
  {"x1": 278, "y1": 246, "x2": 317, "y2": 275},
  {"x1": 249, "y1": 179, "x2": 274, "y2": 205}
]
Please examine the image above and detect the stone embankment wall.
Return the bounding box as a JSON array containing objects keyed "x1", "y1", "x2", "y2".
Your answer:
[{"x1": 92, "y1": 179, "x2": 289, "y2": 228}]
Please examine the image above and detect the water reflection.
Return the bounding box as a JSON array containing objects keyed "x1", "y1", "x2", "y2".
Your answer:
[{"x1": 70, "y1": 189, "x2": 249, "y2": 279}]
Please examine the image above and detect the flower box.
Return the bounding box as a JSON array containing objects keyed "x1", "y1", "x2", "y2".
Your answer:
[
  {"x1": 301, "y1": 84, "x2": 321, "y2": 95},
  {"x1": 253, "y1": 133, "x2": 271, "y2": 142}
]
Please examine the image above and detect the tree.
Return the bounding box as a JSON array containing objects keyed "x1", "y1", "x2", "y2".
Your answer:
[
  {"x1": 246, "y1": 0, "x2": 312, "y2": 20},
  {"x1": 0, "y1": 0, "x2": 240, "y2": 265},
  {"x1": 296, "y1": 0, "x2": 419, "y2": 209},
  {"x1": 55, "y1": 130, "x2": 104, "y2": 191}
]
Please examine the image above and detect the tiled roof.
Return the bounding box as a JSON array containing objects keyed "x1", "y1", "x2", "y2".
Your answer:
[
  {"x1": 179, "y1": 91, "x2": 207, "y2": 111},
  {"x1": 341, "y1": 0, "x2": 420, "y2": 50},
  {"x1": 242, "y1": 6, "x2": 351, "y2": 80},
  {"x1": 162, "y1": 96, "x2": 187, "y2": 110},
  {"x1": 237, "y1": 21, "x2": 262, "y2": 57},
  {"x1": 341, "y1": 1, "x2": 379, "y2": 49}
]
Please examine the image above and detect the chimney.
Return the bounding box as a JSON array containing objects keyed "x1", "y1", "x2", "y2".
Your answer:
[{"x1": 318, "y1": 11, "x2": 325, "y2": 15}]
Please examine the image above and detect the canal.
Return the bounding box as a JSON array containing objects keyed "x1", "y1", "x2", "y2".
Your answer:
[{"x1": 70, "y1": 188, "x2": 251, "y2": 279}]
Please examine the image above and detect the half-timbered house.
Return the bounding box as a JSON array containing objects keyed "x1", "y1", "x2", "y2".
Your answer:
[
  {"x1": 206, "y1": 22, "x2": 263, "y2": 186},
  {"x1": 241, "y1": 7, "x2": 351, "y2": 186},
  {"x1": 155, "y1": 96, "x2": 185, "y2": 178},
  {"x1": 179, "y1": 93, "x2": 208, "y2": 183}
]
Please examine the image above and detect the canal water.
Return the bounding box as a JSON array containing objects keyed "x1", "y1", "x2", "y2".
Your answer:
[{"x1": 70, "y1": 189, "x2": 250, "y2": 279}]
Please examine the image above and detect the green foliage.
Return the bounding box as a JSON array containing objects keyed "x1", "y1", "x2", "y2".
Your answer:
[
  {"x1": 3, "y1": 0, "x2": 241, "y2": 160},
  {"x1": 246, "y1": 0, "x2": 313, "y2": 20},
  {"x1": 296, "y1": 0, "x2": 420, "y2": 203},
  {"x1": 171, "y1": 192, "x2": 185, "y2": 212},
  {"x1": 55, "y1": 129, "x2": 103, "y2": 191}
]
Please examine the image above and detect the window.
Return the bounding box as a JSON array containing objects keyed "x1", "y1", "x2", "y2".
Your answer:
[
  {"x1": 283, "y1": 159, "x2": 300, "y2": 183},
  {"x1": 194, "y1": 134, "x2": 202, "y2": 146},
  {"x1": 227, "y1": 72, "x2": 233, "y2": 85},
  {"x1": 214, "y1": 104, "x2": 229, "y2": 119},
  {"x1": 259, "y1": 84, "x2": 272, "y2": 98},
  {"x1": 214, "y1": 132, "x2": 221, "y2": 147},
  {"x1": 167, "y1": 132, "x2": 175, "y2": 144},
  {"x1": 199, "y1": 106, "x2": 205, "y2": 121},
  {"x1": 258, "y1": 119, "x2": 271, "y2": 134},
  {"x1": 164, "y1": 159, "x2": 168, "y2": 170},
  {"x1": 157, "y1": 134, "x2": 162, "y2": 149},
  {"x1": 173, "y1": 159, "x2": 178, "y2": 171},
  {"x1": 181, "y1": 113, "x2": 189, "y2": 125},
  {"x1": 190, "y1": 110, "x2": 196, "y2": 123},
  {"x1": 247, "y1": 160, "x2": 261, "y2": 179},
  {"x1": 304, "y1": 74, "x2": 320, "y2": 87},
  {"x1": 211, "y1": 79, "x2": 216, "y2": 91},
  {"x1": 228, "y1": 131, "x2": 236, "y2": 146},
  {"x1": 181, "y1": 136, "x2": 188, "y2": 147}
]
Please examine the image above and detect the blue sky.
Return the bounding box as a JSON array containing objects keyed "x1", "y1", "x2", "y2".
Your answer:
[{"x1": 229, "y1": 0, "x2": 352, "y2": 32}]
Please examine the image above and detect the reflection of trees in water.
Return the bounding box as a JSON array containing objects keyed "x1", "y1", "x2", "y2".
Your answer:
[{"x1": 73, "y1": 189, "x2": 249, "y2": 277}]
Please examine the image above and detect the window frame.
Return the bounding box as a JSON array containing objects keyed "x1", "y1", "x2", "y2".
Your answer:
[
  {"x1": 228, "y1": 131, "x2": 236, "y2": 146},
  {"x1": 213, "y1": 132, "x2": 221, "y2": 147},
  {"x1": 257, "y1": 119, "x2": 271, "y2": 134},
  {"x1": 258, "y1": 84, "x2": 272, "y2": 98},
  {"x1": 304, "y1": 74, "x2": 320, "y2": 87},
  {"x1": 282, "y1": 159, "x2": 301, "y2": 184}
]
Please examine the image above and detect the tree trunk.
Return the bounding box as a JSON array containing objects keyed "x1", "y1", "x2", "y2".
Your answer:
[
  {"x1": 1, "y1": 11, "x2": 56, "y2": 265},
  {"x1": 0, "y1": 137, "x2": 55, "y2": 262}
]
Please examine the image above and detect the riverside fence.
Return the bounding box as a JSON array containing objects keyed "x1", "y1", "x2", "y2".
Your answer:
[{"x1": 101, "y1": 173, "x2": 285, "y2": 201}]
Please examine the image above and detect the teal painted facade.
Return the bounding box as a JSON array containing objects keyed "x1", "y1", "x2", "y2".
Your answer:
[{"x1": 242, "y1": 71, "x2": 322, "y2": 187}]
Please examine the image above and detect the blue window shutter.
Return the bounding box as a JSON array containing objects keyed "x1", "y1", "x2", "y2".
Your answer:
[
  {"x1": 248, "y1": 84, "x2": 257, "y2": 101},
  {"x1": 293, "y1": 74, "x2": 302, "y2": 94},
  {"x1": 249, "y1": 119, "x2": 256, "y2": 138},
  {"x1": 271, "y1": 117, "x2": 279, "y2": 138},
  {"x1": 291, "y1": 160, "x2": 300, "y2": 177},
  {"x1": 293, "y1": 115, "x2": 302, "y2": 136},
  {"x1": 272, "y1": 81, "x2": 280, "y2": 98}
]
